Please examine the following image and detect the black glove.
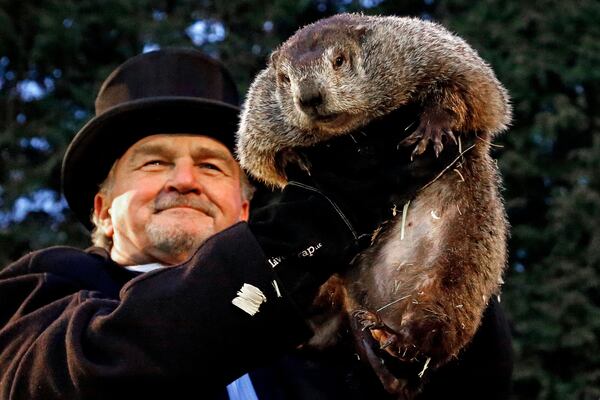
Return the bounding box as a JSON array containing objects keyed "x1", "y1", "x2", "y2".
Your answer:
[{"x1": 249, "y1": 172, "x2": 362, "y2": 310}]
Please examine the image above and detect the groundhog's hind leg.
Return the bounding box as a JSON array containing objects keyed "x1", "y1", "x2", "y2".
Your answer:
[
  {"x1": 354, "y1": 310, "x2": 421, "y2": 361},
  {"x1": 351, "y1": 310, "x2": 426, "y2": 399}
]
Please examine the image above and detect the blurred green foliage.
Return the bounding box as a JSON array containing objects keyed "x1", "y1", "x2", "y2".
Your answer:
[{"x1": 1, "y1": 0, "x2": 598, "y2": 398}]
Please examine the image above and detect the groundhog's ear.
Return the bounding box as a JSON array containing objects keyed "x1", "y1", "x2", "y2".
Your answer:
[
  {"x1": 269, "y1": 49, "x2": 280, "y2": 67},
  {"x1": 353, "y1": 24, "x2": 367, "y2": 41}
]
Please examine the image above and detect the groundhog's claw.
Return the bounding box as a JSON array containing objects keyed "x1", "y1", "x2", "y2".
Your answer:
[
  {"x1": 435, "y1": 129, "x2": 456, "y2": 154},
  {"x1": 401, "y1": 124, "x2": 457, "y2": 159},
  {"x1": 400, "y1": 106, "x2": 458, "y2": 159},
  {"x1": 362, "y1": 320, "x2": 385, "y2": 331},
  {"x1": 380, "y1": 334, "x2": 399, "y2": 350},
  {"x1": 354, "y1": 310, "x2": 404, "y2": 358},
  {"x1": 354, "y1": 309, "x2": 431, "y2": 364}
]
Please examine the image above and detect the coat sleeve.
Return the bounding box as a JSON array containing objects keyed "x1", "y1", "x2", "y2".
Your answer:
[{"x1": 0, "y1": 222, "x2": 312, "y2": 400}]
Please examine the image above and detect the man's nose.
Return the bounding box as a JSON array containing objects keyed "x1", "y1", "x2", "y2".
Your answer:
[{"x1": 166, "y1": 160, "x2": 202, "y2": 194}]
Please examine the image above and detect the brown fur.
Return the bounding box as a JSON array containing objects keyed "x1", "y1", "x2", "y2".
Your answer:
[{"x1": 237, "y1": 13, "x2": 510, "y2": 398}]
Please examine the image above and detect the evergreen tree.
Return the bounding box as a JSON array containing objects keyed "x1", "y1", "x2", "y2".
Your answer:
[{"x1": 430, "y1": 2, "x2": 600, "y2": 398}]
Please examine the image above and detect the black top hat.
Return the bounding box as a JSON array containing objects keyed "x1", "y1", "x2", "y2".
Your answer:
[{"x1": 62, "y1": 48, "x2": 241, "y2": 230}]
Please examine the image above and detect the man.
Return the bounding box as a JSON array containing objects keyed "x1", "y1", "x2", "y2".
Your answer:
[{"x1": 0, "y1": 48, "x2": 512, "y2": 399}]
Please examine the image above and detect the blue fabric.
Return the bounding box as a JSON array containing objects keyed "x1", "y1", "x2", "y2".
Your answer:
[{"x1": 226, "y1": 373, "x2": 259, "y2": 400}]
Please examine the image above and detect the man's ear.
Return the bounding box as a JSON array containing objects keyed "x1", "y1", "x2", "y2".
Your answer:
[
  {"x1": 93, "y1": 193, "x2": 114, "y2": 237},
  {"x1": 239, "y1": 200, "x2": 250, "y2": 222}
]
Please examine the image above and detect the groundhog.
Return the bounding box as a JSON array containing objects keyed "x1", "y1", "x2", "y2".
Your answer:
[{"x1": 237, "y1": 13, "x2": 511, "y2": 398}]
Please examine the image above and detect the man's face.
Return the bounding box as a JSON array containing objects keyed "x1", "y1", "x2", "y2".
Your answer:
[{"x1": 94, "y1": 134, "x2": 249, "y2": 266}]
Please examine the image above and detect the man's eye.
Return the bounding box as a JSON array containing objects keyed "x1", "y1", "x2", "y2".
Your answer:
[
  {"x1": 142, "y1": 160, "x2": 166, "y2": 168},
  {"x1": 199, "y1": 162, "x2": 222, "y2": 171}
]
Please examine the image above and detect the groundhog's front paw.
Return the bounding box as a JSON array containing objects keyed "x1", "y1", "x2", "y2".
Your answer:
[
  {"x1": 400, "y1": 108, "x2": 457, "y2": 159},
  {"x1": 354, "y1": 310, "x2": 423, "y2": 362}
]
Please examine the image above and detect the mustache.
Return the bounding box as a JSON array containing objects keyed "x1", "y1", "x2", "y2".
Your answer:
[{"x1": 153, "y1": 193, "x2": 216, "y2": 217}]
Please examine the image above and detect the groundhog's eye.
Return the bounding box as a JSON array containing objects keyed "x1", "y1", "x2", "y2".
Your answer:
[
  {"x1": 278, "y1": 72, "x2": 290, "y2": 84},
  {"x1": 333, "y1": 55, "x2": 345, "y2": 69}
]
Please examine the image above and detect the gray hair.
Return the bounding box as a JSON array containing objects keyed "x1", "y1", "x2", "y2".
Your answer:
[
  {"x1": 90, "y1": 162, "x2": 117, "y2": 251},
  {"x1": 90, "y1": 160, "x2": 255, "y2": 251}
]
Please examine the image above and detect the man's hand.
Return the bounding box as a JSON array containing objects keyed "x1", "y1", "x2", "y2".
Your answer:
[{"x1": 249, "y1": 172, "x2": 363, "y2": 310}]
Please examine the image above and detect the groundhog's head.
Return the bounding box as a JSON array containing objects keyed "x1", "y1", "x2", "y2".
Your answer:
[
  {"x1": 237, "y1": 14, "x2": 385, "y2": 187},
  {"x1": 270, "y1": 13, "x2": 380, "y2": 137}
]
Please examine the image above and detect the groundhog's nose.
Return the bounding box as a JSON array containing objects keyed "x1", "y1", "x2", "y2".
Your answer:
[
  {"x1": 297, "y1": 82, "x2": 324, "y2": 112},
  {"x1": 299, "y1": 92, "x2": 323, "y2": 109}
]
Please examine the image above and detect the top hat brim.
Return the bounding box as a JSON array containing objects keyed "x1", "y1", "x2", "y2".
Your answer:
[{"x1": 62, "y1": 96, "x2": 240, "y2": 231}]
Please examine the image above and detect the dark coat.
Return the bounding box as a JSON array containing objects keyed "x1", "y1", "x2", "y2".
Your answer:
[{"x1": 0, "y1": 222, "x2": 512, "y2": 399}]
